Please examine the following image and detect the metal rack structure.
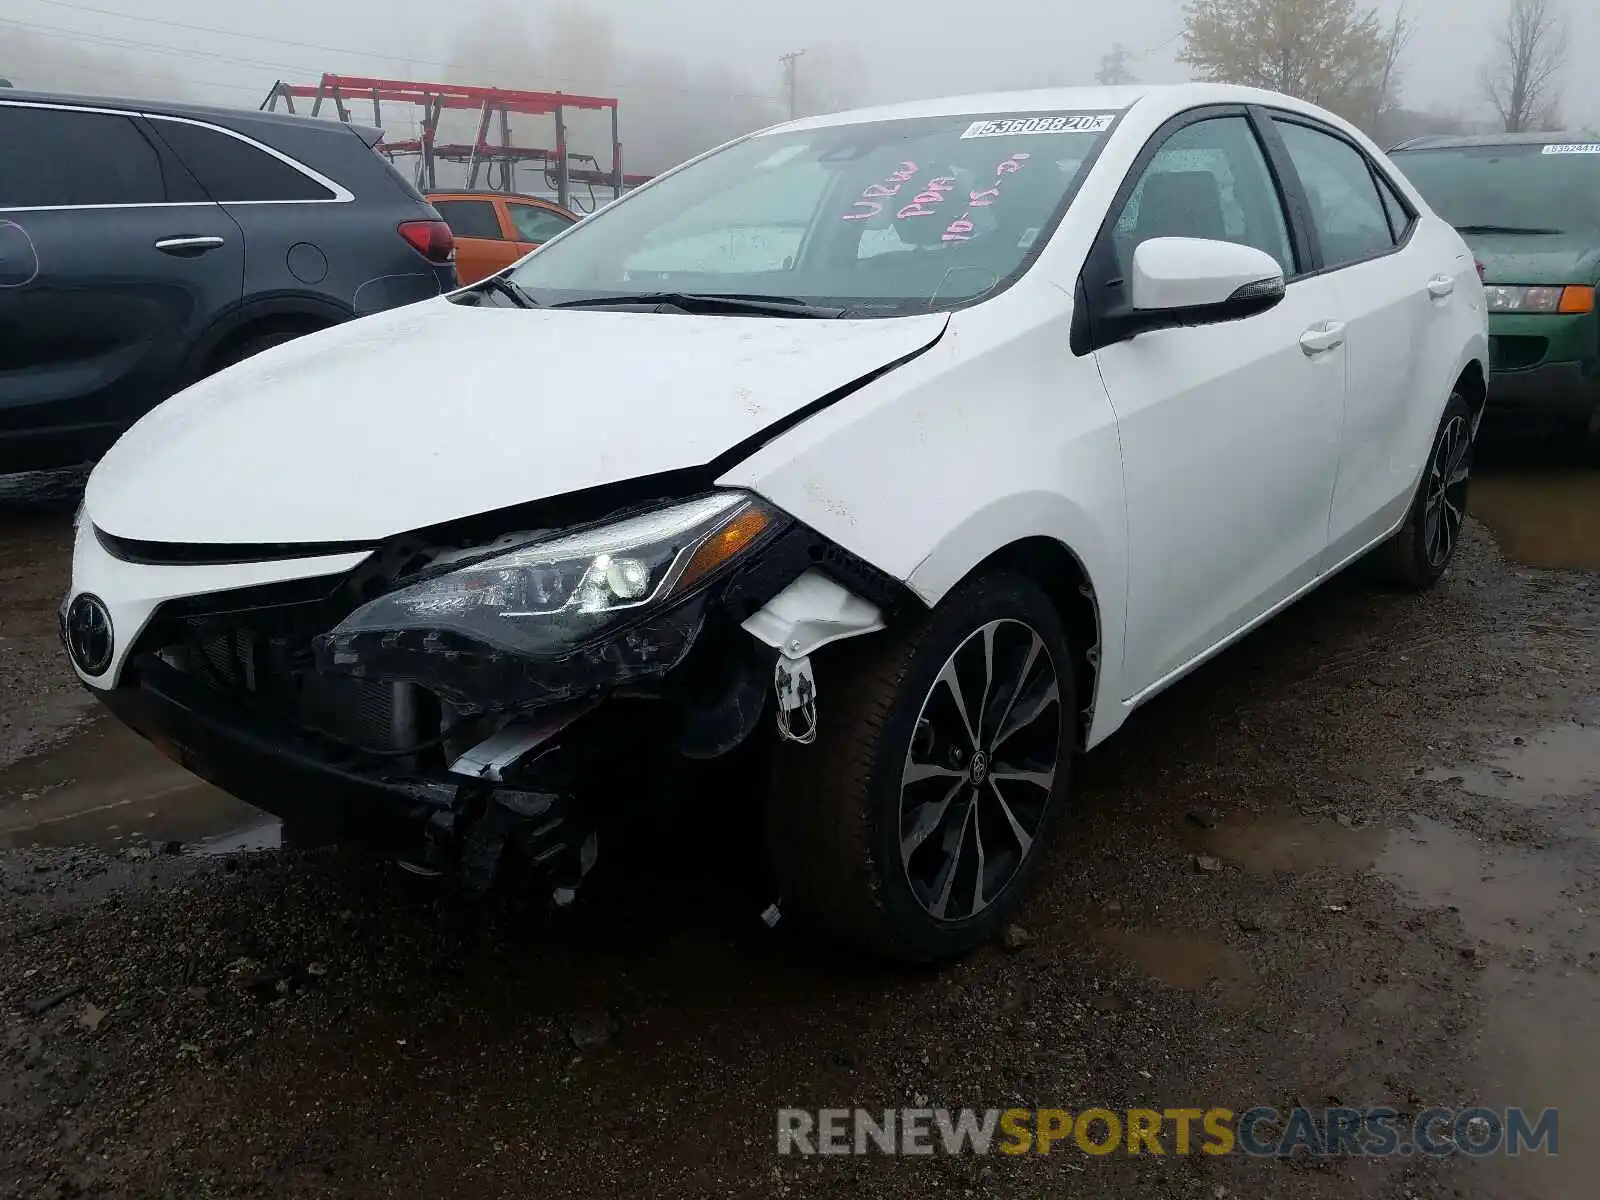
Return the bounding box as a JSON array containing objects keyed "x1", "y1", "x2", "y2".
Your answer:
[{"x1": 261, "y1": 74, "x2": 652, "y2": 209}]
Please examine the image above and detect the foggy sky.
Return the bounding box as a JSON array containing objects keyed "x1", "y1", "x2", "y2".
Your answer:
[{"x1": 4, "y1": 0, "x2": 1598, "y2": 156}]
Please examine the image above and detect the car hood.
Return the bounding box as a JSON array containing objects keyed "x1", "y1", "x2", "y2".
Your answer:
[
  {"x1": 88, "y1": 299, "x2": 948, "y2": 544},
  {"x1": 1461, "y1": 232, "x2": 1600, "y2": 286}
]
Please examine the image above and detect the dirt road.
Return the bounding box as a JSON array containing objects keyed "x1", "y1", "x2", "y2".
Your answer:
[{"x1": 0, "y1": 461, "x2": 1595, "y2": 1199}]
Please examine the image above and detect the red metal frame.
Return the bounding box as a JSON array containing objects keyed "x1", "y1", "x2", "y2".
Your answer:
[{"x1": 261, "y1": 74, "x2": 652, "y2": 208}]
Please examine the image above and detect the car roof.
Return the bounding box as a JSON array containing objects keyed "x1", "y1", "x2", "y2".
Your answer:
[
  {"x1": 0, "y1": 87, "x2": 383, "y2": 145},
  {"x1": 1390, "y1": 131, "x2": 1600, "y2": 151},
  {"x1": 772, "y1": 82, "x2": 1342, "y2": 133}
]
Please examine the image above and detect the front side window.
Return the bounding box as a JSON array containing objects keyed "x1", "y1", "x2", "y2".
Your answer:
[
  {"x1": 1273, "y1": 121, "x2": 1394, "y2": 268},
  {"x1": 509, "y1": 204, "x2": 574, "y2": 242},
  {"x1": 1112, "y1": 116, "x2": 1294, "y2": 277},
  {"x1": 433, "y1": 199, "x2": 504, "y2": 240},
  {"x1": 0, "y1": 106, "x2": 166, "y2": 207},
  {"x1": 1391, "y1": 142, "x2": 1600, "y2": 233},
  {"x1": 150, "y1": 119, "x2": 333, "y2": 203},
  {"x1": 506, "y1": 110, "x2": 1122, "y2": 313}
]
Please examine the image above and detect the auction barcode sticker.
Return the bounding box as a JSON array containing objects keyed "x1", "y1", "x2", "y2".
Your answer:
[
  {"x1": 1542, "y1": 144, "x2": 1600, "y2": 154},
  {"x1": 961, "y1": 114, "x2": 1116, "y2": 139}
]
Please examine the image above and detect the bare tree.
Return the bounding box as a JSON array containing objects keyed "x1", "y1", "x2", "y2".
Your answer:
[
  {"x1": 1481, "y1": 0, "x2": 1566, "y2": 133},
  {"x1": 1179, "y1": 0, "x2": 1387, "y2": 125},
  {"x1": 1370, "y1": 2, "x2": 1414, "y2": 128}
]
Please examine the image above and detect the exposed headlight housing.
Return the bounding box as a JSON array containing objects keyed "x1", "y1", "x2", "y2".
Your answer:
[
  {"x1": 1483, "y1": 284, "x2": 1595, "y2": 314},
  {"x1": 326, "y1": 491, "x2": 780, "y2": 662}
]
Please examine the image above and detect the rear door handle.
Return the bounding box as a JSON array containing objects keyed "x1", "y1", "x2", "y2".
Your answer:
[
  {"x1": 155, "y1": 235, "x2": 226, "y2": 255},
  {"x1": 1427, "y1": 274, "x2": 1455, "y2": 299},
  {"x1": 1299, "y1": 320, "x2": 1347, "y2": 355}
]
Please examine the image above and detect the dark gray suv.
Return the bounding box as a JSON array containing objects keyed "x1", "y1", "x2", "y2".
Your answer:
[{"x1": 0, "y1": 91, "x2": 458, "y2": 474}]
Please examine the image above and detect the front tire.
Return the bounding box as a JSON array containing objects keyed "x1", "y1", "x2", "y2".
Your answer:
[
  {"x1": 1371, "y1": 392, "x2": 1474, "y2": 589},
  {"x1": 766, "y1": 571, "x2": 1075, "y2": 962}
]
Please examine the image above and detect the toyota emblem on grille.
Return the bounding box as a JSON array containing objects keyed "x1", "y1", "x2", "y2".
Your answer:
[{"x1": 65, "y1": 593, "x2": 114, "y2": 676}]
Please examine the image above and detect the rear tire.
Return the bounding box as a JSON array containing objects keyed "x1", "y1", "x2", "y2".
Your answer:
[
  {"x1": 1370, "y1": 392, "x2": 1474, "y2": 590},
  {"x1": 766, "y1": 571, "x2": 1076, "y2": 962}
]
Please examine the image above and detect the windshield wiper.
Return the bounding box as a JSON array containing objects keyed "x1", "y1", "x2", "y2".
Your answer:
[
  {"x1": 550, "y1": 291, "x2": 844, "y2": 318},
  {"x1": 1454, "y1": 224, "x2": 1565, "y2": 235},
  {"x1": 472, "y1": 274, "x2": 539, "y2": 308}
]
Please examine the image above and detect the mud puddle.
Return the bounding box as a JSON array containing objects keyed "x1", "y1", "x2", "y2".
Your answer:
[
  {"x1": 1379, "y1": 796, "x2": 1599, "y2": 1194},
  {"x1": 0, "y1": 715, "x2": 273, "y2": 853},
  {"x1": 1196, "y1": 811, "x2": 1384, "y2": 875},
  {"x1": 1378, "y1": 814, "x2": 1598, "y2": 1196},
  {"x1": 1473, "y1": 467, "x2": 1600, "y2": 570},
  {"x1": 1095, "y1": 926, "x2": 1256, "y2": 1008},
  {"x1": 1426, "y1": 721, "x2": 1599, "y2": 805},
  {"x1": 1425, "y1": 720, "x2": 1600, "y2": 844}
]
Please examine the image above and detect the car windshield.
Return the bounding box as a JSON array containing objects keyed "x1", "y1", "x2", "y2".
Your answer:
[
  {"x1": 505, "y1": 110, "x2": 1121, "y2": 314},
  {"x1": 1393, "y1": 142, "x2": 1600, "y2": 233}
]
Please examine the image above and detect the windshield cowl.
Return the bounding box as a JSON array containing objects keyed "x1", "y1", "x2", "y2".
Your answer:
[{"x1": 548, "y1": 292, "x2": 846, "y2": 318}]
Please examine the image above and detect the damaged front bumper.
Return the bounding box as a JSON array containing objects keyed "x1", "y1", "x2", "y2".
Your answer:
[
  {"x1": 99, "y1": 654, "x2": 609, "y2": 894},
  {"x1": 78, "y1": 495, "x2": 914, "y2": 896}
]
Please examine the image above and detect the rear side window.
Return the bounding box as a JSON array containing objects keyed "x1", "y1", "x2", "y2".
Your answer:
[
  {"x1": 1374, "y1": 169, "x2": 1414, "y2": 240},
  {"x1": 0, "y1": 106, "x2": 166, "y2": 207},
  {"x1": 151, "y1": 119, "x2": 334, "y2": 202},
  {"x1": 1273, "y1": 120, "x2": 1395, "y2": 267},
  {"x1": 433, "y1": 199, "x2": 504, "y2": 240}
]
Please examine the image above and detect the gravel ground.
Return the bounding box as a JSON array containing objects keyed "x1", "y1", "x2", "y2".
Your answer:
[{"x1": 0, "y1": 463, "x2": 1595, "y2": 1199}]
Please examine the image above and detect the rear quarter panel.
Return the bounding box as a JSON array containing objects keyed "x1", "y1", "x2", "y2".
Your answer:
[{"x1": 231, "y1": 119, "x2": 449, "y2": 316}]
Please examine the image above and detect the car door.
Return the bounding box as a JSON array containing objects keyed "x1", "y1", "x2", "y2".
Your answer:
[
  {"x1": 1087, "y1": 111, "x2": 1348, "y2": 698},
  {"x1": 505, "y1": 200, "x2": 576, "y2": 257},
  {"x1": 1265, "y1": 116, "x2": 1460, "y2": 566},
  {"x1": 0, "y1": 101, "x2": 243, "y2": 473},
  {"x1": 146, "y1": 114, "x2": 374, "y2": 319},
  {"x1": 430, "y1": 197, "x2": 511, "y2": 284}
]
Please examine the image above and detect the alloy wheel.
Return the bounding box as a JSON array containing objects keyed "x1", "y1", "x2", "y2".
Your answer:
[
  {"x1": 898, "y1": 619, "x2": 1063, "y2": 922},
  {"x1": 1423, "y1": 413, "x2": 1472, "y2": 568}
]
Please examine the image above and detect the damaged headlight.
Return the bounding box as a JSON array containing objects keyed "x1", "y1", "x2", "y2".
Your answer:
[{"x1": 329, "y1": 492, "x2": 779, "y2": 659}]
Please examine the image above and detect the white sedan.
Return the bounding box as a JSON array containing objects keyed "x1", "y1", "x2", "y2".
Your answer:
[{"x1": 64, "y1": 83, "x2": 1486, "y2": 961}]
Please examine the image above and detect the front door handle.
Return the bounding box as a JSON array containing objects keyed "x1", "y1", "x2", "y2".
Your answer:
[
  {"x1": 155, "y1": 235, "x2": 226, "y2": 255},
  {"x1": 1427, "y1": 274, "x2": 1455, "y2": 299},
  {"x1": 1299, "y1": 320, "x2": 1347, "y2": 355}
]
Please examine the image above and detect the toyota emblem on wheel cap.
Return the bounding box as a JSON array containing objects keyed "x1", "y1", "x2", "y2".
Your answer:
[{"x1": 65, "y1": 594, "x2": 114, "y2": 676}]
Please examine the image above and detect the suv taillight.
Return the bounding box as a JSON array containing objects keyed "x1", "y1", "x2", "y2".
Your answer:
[
  {"x1": 398, "y1": 219, "x2": 455, "y2": 264},
  {"x1": 1475, "y1": 260, "x2": 1486, "y2": 281}
]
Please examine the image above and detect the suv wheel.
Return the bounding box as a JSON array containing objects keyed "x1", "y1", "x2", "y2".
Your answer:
[
  {"x1": 767, "y1": 571, "x2": 1075, "y2": 962},
  {"x1": 213, "y1": 327, "x2": 312, "y2": 374}
]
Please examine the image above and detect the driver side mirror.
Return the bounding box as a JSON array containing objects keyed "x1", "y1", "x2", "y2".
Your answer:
[{"x1": 1097, "y1": 237, "x2": 1286, "y2": 345}]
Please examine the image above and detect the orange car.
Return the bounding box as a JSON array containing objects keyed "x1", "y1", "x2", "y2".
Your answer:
[{"x1": 425, "y1": 191, "x2": 580, "y2": 284}]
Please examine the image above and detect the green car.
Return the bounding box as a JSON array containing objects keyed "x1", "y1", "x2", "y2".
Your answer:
[{"x1": 1390, "y1": 133, "x2": 1600, "y2": 447}]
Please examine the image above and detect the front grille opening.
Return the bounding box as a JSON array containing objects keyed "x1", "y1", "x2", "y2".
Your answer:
[
  {"x1": 1489, "y1": 334, "x2": 1548, "y2": 372},
  {"x1": 168, "y1": 624, "x2": 468, "y2": 764}
]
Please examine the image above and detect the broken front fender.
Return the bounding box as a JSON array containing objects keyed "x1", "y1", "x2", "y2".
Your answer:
[{"x1": 741, "y1": 569, "x2": 887, "y2": 658}]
